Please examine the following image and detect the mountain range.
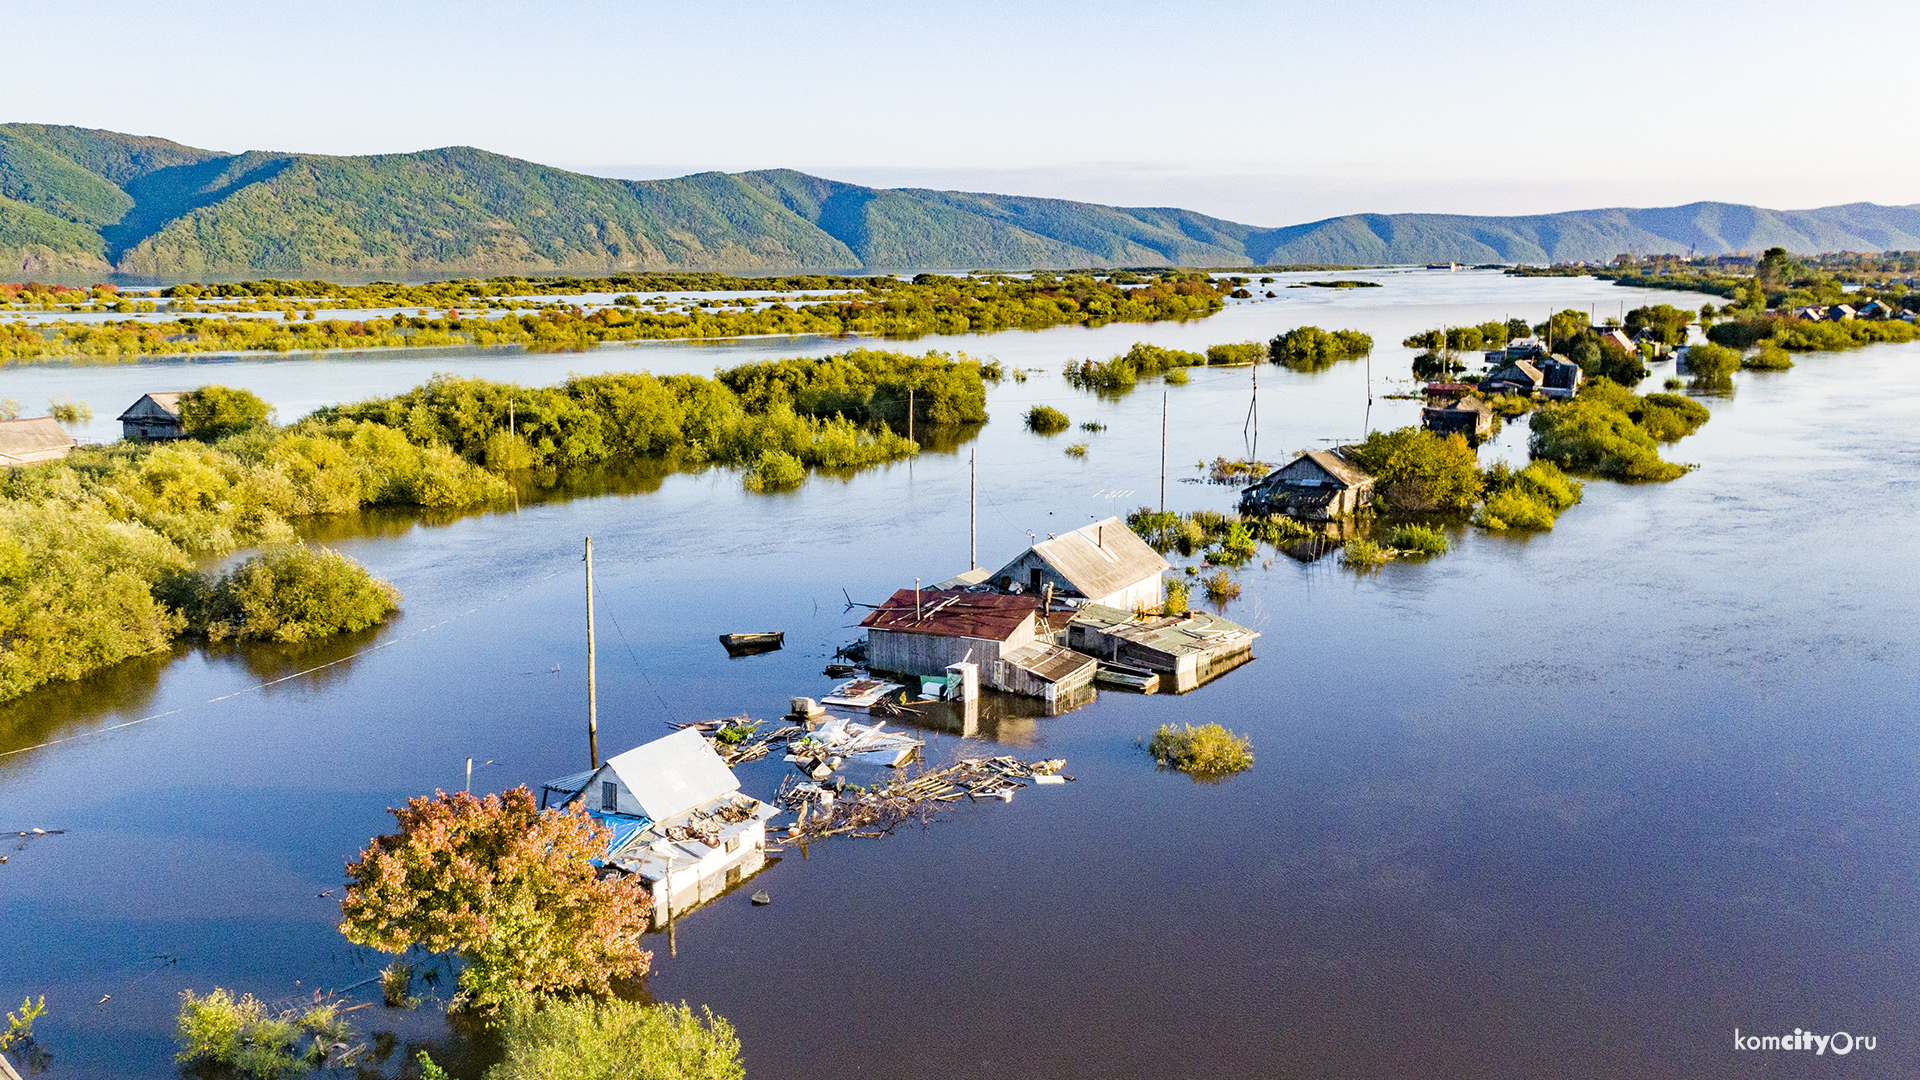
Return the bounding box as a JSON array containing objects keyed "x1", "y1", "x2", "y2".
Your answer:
[{"x1": 4, "y1": 123, "x2": 1918, "y2": 279}]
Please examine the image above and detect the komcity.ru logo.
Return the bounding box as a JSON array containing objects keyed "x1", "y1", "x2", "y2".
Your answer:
[{"x1": 1733, "y1": 1029, "x2": 1877, "y2": 1055}]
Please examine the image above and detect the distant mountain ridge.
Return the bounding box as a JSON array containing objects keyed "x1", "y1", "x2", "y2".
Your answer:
[{"x1": 2, "y1": 123, "x2": 1917, "y2": 278}]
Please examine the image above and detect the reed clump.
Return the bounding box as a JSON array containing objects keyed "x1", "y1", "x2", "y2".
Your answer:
[
  {"x1": 1340, "y1": 539, "x2": 1390, "y2": 571},
  {"x1": 1025, "y1": 405, "x2": 1070, "y2": 434},
  {"x1": 1386, "y1": 524, "x2": 1448, "y2": 555},
  {"x1": 1202, "y1": 569, "x2": 1240, "y2": 601}
]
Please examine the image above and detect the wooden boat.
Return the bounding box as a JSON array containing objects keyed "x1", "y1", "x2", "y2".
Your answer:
[
  {"x1": 720, "y1": 631, "x2": 784, "y2": 657},
  {"x1": 1094, "y1": 661, "x2": 1160, "y2": 694}
]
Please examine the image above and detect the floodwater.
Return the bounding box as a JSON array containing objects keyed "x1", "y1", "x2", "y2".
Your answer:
[{"x1": 5, "y1": 270, "x2": 1919, "y2": 1078}]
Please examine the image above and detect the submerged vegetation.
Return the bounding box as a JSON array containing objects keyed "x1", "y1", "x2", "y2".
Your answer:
[
  {"x1": 1528, "y1": 380, "x2": 1705, "y2": 482},
  {"x1": 1145, "y1": 722, "x2": 1254, "y2": 779},
  {"x1": 0, "y1": 348, "x2": 977, "y2": 703},
  {"x1": 1475, "y1": 461, "x2": 1585, "y2": 531},
  {"x1": 1268, "y1": 326, "x2": 1373, "y2": 372},
  {"x1": 1025, "y1": 405, "x2": 1070, "y2": 434},
  {"x1": 0, "y1": 271, "x2": 1232, "y2": 364},
  {"x1": 174, "y1": 989, "x2": 357, "y2": 1079},
  {"x1": 487, "y1": 997, "x2": 745, "y2": 1080}
]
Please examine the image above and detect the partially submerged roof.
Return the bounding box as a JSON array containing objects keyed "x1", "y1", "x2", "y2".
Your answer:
[
  {"x1": 1001, "y1": 517, "x2": 1169, "y2": 600},
  {"x1": 602, "y1": 728, "x2": 741, "y2": 821},
  {"x1": 1293, "y1": 449, "x2": 1373, "y2": 489},
  {"x1": 1069, "y1": 603, "x2": 1260, "y2": 655},
  {"x1": 116, "y1": 392, "x2": 184, "y2": 422},
  {"x1": 861, "y1": 588, "x2": 1041, "y2": 641},
  {"x1": 932, "y1": 567, "x2": 992, "y2": 590},
  {"x1": 0, "y1": 417, "x2": 76, "y2": 465}
]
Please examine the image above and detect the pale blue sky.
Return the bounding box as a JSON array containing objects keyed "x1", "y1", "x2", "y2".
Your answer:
[{"x1": 5, "y1": 0, "x2": 1911, "y2": 225}]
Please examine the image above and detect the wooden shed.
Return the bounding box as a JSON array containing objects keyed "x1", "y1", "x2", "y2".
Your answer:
[
  {"x1": 1067, "y1": 603, "x2": 1259, "y2": 693},
  {"x1": 1239, "y1": 449, "x2": 1375, "y2": 521},
  {"x1": 1421, "y1": 396, "x2": 1493, "y2": 439},
  {"x1": 117, "y1": 392, "x2": 186, "y2": 441},
  {"x1": 987, "y1": 517, "x2": 1169, "y2": 612},
  {"x1": 0, "y1": 417, "x2": 78, "y2": 467},
  {"x1": 862, "y1": 588, "x2": 1044, "y2": 679}
]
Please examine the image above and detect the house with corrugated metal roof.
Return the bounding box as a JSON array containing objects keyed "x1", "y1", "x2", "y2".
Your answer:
[
  {"x1": 860, "y1": 587, "x2": 1095, "y2": 707},
  {"x1": 1239, "y1": 449, "x2": 1375, "y2": 521},
  {"x1": 1421, "y1": 395, "x2": 1493, "y2": 439},
  {"x1": 541, "y1": 727, "x2": 776, "y2": 926},
  {"x1": 0, "y1": 417, "x2": 78, "y2": 467},
  {"x1": 987, "y1": 517, "x2": 1169, "y2": 613},
  {"x1": 116, "y1": 392, "x2": 186, "y2": 441},
  {"x1": 1067, "y1": 603, "x2": 1259, "y2": 693}
]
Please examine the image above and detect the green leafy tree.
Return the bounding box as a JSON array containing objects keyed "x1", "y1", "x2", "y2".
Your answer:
[
  {"x1": 1269, "y1": 326, "x2": 1371, "y2": 372},
  {"x1": 1345, "y1": 427, "x2": 1483, "y2": 512},
  {"x1": 179, "y1": 385, "x2": 274, "y2": 438},
  {"x1": 338, "y1": 788, "x2": 654, "y2": 1013}
]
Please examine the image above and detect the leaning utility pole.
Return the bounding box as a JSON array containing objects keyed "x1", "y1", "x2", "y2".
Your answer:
[{"x1": 584, "y1": 537, "x2": 599, "y2": 770}]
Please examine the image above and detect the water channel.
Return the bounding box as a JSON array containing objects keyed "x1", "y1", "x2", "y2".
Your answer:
[{"x1": 3, "y1": 270, "x2": 1916, "y2": 1079}]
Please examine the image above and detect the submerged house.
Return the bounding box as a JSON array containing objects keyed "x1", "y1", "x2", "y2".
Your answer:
[
  {"x1": 988, "y1": 517, "x2": 1169, "y2": 612},
  {"x1": 1067, "y1": 604, "x2": 1259, "y2": 693},
  {"x1": 117, "y1": 393, "x2": 185, "y2": 441},
  {"x1": 1480, "y1": 359, "x2": 1544, "y2": 395},
  {"x1": 861, "y1": 587, "x2": 1095, "y2": 706},
  {"x1": 1538, "y1": 356, "x2": 1585, "y2": 399},
  {"x1": 542, "y1": 728, "x2": 776, "y2": 925},
  {"x1": 1240, "y1": 449, "x2": 1375, "y2": 521},
  {"x1": 0, "y1": 417, "x2": 78, "y2": 467},
  {"x1": 1421, "y1": 395, "x2": 1493, "y2": 438}
]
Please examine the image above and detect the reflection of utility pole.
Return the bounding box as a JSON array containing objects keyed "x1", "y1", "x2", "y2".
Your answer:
[
  {"x1": 1159, "y1": 391, "x2": 1167, "y2": 513},
  {"x1": 969, "y1": 449, "x2": 977, "y2": 570},
  {"x1": 585, "y1": 537, "x2": 598, "y2": 770},
  {"x1": 1243, "y1": 362, "x2": 1258, "y2": 460}
]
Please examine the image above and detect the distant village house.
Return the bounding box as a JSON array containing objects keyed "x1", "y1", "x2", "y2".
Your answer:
[
  {"x1": 1240, "y1": 449, "x2": 1375, "y2": 521},
  {"x1": 117, "y1": 393, "x2": 186, "y2": 441},
  {"x1": 1421, "y1": 395, "x2": 1493, "y2": 438}
]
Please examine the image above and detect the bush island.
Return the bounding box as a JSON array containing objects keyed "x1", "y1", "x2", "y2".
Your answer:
[
  {"x1": 1528, "y1": 381, "x2": 1696, "y2": 482},
  {"x1": 1025, "y1": 405, "x2": 1070, "y2": 434},
  {"x1": 1269, "y1": 326, "x2": 1373, "y2": 372},
  {"x1": 1345, "y1": 427, "x2": 1483, "y2": 512},
  {"x1": 163, "y1": 547, "x2": 401, "y2": 643},
  {"x1": 1745, "y1": 344, "x2": 1794, "y2": 370},
  {"x1": 1684, "y1": 342, "x2": 1742, "y2": 377},
  {"x1": 1145, "y1": 722, "x2": 1253, "y2": 778},
  {"x1": 1474, "y1": 461, "x2": 1584, "y2": 531}
]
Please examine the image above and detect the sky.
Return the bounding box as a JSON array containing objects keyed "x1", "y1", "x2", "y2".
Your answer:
[{"x1": 5, "y1": 0, "x2": 1913, "y2": 226}]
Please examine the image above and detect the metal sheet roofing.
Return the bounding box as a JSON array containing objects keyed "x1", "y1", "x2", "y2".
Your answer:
[
  {"x1": 1005, "y1": 517, "x2": 1168, "y2": 601},
  {"x1": 603, "y1": 728, "x2": 741, "y2": 822},
  {"x1": 116, "y1": 392, "x2": 183, "y2": 422},
  {"x1": 1070, "y1": 603, "x2": 1260, "y2": 656},
  {"x1": 1003, "y1": 642, "x2": 1097, "y2": 683},
  {"x1": 1296, "y1": 449, "x2": 1373, "y2": 489},
  {"x1": 861, "y1": 588, "x2": 1041, "y2": 641},
  {"x1": 0, "y1": 418, "x2": 76, "y2": 465}
]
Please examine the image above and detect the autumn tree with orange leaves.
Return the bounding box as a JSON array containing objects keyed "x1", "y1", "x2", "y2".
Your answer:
[{"x1": 338, "y1": 786, "x2": 652, "y2": 1012}]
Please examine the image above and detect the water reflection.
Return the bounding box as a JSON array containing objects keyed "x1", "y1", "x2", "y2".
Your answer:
[{"x1": 0, "y1": 646, "x2": 181, "y2": 765}]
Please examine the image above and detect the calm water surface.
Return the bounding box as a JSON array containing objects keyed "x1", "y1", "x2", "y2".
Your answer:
[{"x1": 4, "y1": 271, "x2": 1917, "y2": 1079}]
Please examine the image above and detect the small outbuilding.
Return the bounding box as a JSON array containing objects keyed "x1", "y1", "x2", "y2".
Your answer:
[
  {"x1": 1240, "y1": 449, "x2": 1375, "y2": 521},
  {"x1": 988, "y1": 517, "x2": 1169, "y2": 612},
  {"x1": 542, "y1": 728, "x2": 776, "y2": 926},
  {"x1": 1067, "y1": 604, "x2": 1259, "y2": 693},
  {"x1": 1827, "y1": 304, "x2": 1857, "y2": 322},
  {"x1": 1538, "y1": 357, "x2": 1585, "y2": 399},
  {"x1": 0, "y1": 417, "x2": 78, "y2": 467},
  {"x1": 1421, "y1": 395, "x2": 1493, "y2": 438},
  {"x1": 117, "y1": 392, "x2": 186, "y2": 441}
]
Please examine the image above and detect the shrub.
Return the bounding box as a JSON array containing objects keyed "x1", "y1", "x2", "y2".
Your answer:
[
  {"x1": 1025, "y1": 405, "x2": 1070, "y2": 434},
  {"x1": 741, "y1": 449, "x2": 805, "y2": 492},
  {"x1": 1204, "y1": 341, "x2": 1265, "y2": 365},
  {"x1": 380, "y1": 961, "x2": 418, "y2": 1009},
  {"x1": 1705, "y1": 318, "x2": 1778, "y2": 349},
  {"x1": 47, "y1": 396, "x2": 91, "y2": 425},
  {"x1": 1064, "y1": 442, "x2": 1088, "y2": 458},
  {"x1": 1634, "y1": 393, "x2": 1710, "y2": 442},
  {"x1": 179, "y1": 385, "x2": 275, "y2": 438},
  {"x1": 1345, "y1": 427, "x2": 1483, "y2": 512},
  {"x1": 1528, "y1": 380, "x2": 1692, "y2": 482},
  {"x1": 1162, "y1": 578, "x2": 1189, "y2": 616},
  {"x1": 1202, "y1": 569, "x2": 1240, "y2": 601},
  {"x1": 1744, "y1": 344, "x2": 1794, "y2": 370},
  {"x1": 171, "y1": 546, "x2": 401, "y2": 644},
  {"x1": 1269, "y1": 326, "x2": 1373, "y2": 372},
  {"x1": 1145, "y1": 722, "x2": 1253, "y2": 778},
  {"x1": 486, "y1": 996, "x2": 744, "y2": 1080},
  {"x1": 1473, "y1": 460, "x2": 1584, "y2": 531},
  {"x1": 1163, "y1": 368, "x2": 1189, "y2": 385},
  {"x1": 1340, "y1": 539, "x2": 1390, "y2": 571},
  {"x1": 1386, "y1": 524, "x2": 1448, "y2": 555},
  {"x1": 1683, "y1": 342, "x2": 1742, "y2": 377},
  {"x1": 175, "y1": 989, "x2": 356, "y2": 1079}
]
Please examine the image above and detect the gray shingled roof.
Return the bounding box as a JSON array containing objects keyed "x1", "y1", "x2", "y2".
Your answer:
[{"x1": 1022, "y1": 517, "x2": 1169, "y2": 600}]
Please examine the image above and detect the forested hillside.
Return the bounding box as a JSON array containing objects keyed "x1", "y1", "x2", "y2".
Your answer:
[{"x1": 2, "y1": 123, "x2": 1917, "y2": 277}]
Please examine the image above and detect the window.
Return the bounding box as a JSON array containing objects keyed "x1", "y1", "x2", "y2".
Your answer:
[{"x1": 601, "y1": 781, "x2": 618, "y2": 812}]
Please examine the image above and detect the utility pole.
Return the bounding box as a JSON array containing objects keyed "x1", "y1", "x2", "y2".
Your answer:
[
  {"x1": 584, "y1": 537, "x2": 599, "y2": 770},
  {"x1": 907, "y1": 389, "x2": 914, "y2": 445},
  {"x1": 969, "y1": 448, "x2": 977, "y2": 569},
  {"x1": 1160, "y1": 390, "x2": 1167, "y2": 513}
]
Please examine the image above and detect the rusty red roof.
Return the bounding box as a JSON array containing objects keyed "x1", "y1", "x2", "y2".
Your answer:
[{"x1": 860, "y1": 588, "x2": 1041, "y2": 641}]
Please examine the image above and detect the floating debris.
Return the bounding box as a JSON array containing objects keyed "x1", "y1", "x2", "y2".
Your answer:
[
  {"x1": 788, "y1": 717, "x2": 924, "y2": 767},
  {"x1": 751, "y1": 890, "x2": 771, "y2": 905},
  {"x1": 780, "y1": 757, "x2": 1070, "y2": 843},
  {"x1": 821, "y1": 679, "x2": 902, "y2": 707}
]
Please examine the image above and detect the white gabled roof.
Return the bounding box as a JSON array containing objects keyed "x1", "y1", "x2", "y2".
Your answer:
[{"x1": 603, "y1": 728, "x2": 740, "y2": 821}]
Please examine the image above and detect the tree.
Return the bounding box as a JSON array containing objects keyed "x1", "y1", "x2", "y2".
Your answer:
[
  {"x1": 1345, "y1": 427, "x2": 1483, "y2": 512},
  {"x1": 178, "y1": 385, "x2": 274, "y2": 438},
  {"x1": 1755, "y1": 246, "x2": 1798, "y2": 288},
  {"x1": 1270, "y1": 326, "x2": 1371, "y2": 372},
  {"x1": 1624, "y1": 304, "x2": 1691, "y2": 346},
  {"x1": 338, "y1": 788, "x2": 654, "y2": 1012}
]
